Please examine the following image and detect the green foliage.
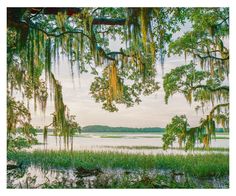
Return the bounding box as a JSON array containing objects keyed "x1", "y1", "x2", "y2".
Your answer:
[
  {"x1": 7, "y1": 95, "x2": 38, "y2": 151},
  {"x1": 163, "y1": 62, "x2": 208, "y2": 104},
  {"x1": 162, "y1": 115, "x2": 188, "y2": 149},
  {"x1": 162, "y1": 114, "x2": 224, "y2": 150},
  {"x1": 48, "y1": 74, "x2": 80, "y2": 149},
  {"x1": 90, "y1": 61, "x2": 159, "y2": 111},
  {"x1": 7, "y1": 134, "x2": 37, "y2": 152},
  {"x1": 7, "y1": 8, "x2": 187, "y2": 113},
  {"x1": 164, "y1": 8, "x2": 229, "y2": 149}
]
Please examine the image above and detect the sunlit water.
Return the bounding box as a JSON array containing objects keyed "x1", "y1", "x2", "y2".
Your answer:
[{"x1": 30, "y1": 133, "x2": 229, "y2": 155}]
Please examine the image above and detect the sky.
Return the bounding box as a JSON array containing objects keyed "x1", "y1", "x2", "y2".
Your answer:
[
  {"x1": 26, "y1": 23, "x2": 212, "y2": 128},
  {"x1": 29, "y1": 54, "x2": 209, "y2": 128}
]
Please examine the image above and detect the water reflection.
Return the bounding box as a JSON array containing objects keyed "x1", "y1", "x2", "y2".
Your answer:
[{"x1": 7, "y1": 165, "x2": 229, "y2": 188}]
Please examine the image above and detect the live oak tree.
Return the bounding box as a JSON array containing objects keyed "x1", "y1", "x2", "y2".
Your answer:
[
  {"x1": 7, "y1": 8, "x2": 229, "y2": 150},
  {"x1": 163, "y1": 8, "x2": 229, "y2": 149}
]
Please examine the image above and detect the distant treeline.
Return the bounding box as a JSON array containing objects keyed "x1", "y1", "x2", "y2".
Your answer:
[
  {"x1": 82, "y1": 125, "x2": 225, "y2": 133},
  {"x1": 82, "y1": 125, "x2": 164, "y2": 132},
  {"x1": 36, "y1": 125, "x2": 225, "y2": 133}
]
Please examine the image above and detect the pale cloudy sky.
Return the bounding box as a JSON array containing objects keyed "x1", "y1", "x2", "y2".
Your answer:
[
  {"x1": 28, "y1": 23, "x2": 211, "y2": 128},
  {"x1": 29, "y1": 54, "x2": 208, "y2": 128}
]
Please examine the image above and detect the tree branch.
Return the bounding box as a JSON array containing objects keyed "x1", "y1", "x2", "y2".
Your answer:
[
  {"x1": 92, "y1": 17, "x2": 126, "y2": 26},
  {"x1": 30, "y1": 8, "x2": 83, "y2": 16},
  {"x1": 8, "y1": 8, "x2": 127, "y2": 26},
  {"x1": 193, "y1": 52, "x2": 229, "y2": 61},
  {"x1": 28, "y1": 21, "x2": 129, "y2": 62},
  {"x1": 209, "y1": 103, "x2": 229, "y2": 116},
  {"x1": 24, "y1": 21, "x2": 92, "y2": 40},
  {"x1": 191, "y1": 85, "x2": 229, "y2": 92}
]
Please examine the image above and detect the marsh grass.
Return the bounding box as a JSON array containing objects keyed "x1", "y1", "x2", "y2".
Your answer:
[
  {"x1": 8, "y1": 150, "x2": 229, "y2": 178},
  {"x1": 100, "y1": 146, "x2": 229, "y2": 152},
  {"x1": 100, "y1": 135, "x2": 125, "y2": 138},
  {"x1": 215, "y1": 137, "x2": 229, "y2": 140},
  {"x1": 100, "y1": 135, "x2": 162, "y2": 139}
]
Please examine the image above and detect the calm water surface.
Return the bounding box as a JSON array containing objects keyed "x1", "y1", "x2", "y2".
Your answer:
[{"x1": 30, "y1": 133, "x2": 229, "y2": 155}]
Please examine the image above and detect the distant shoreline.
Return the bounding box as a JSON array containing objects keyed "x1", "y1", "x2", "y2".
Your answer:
[{"x1": 35, "y1": 125, "x2": 226, "y2": 133}]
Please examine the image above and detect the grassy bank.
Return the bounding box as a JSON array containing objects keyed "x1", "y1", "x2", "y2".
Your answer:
[{"x1": 8, "y1": 150, "x2": 229, "y2": 178}]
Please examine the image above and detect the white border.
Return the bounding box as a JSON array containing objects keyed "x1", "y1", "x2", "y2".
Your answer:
[
  {"x1": 0, "y1": 0, "x2": 235, "y2": 195},
  {"x1": 3, "y1": 0, "x2": 231, "y2": 8}
]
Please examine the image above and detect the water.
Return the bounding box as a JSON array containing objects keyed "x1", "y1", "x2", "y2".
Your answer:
[
  {"x1": 30, "y1": 133, "x2": 229, "y2": 155},
  {"x1": 8, "y1": 165, "x2": 229, "y2": 188},
  {"x1": 9, "y1": 133, "x2": 229, "y2": 188}
]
